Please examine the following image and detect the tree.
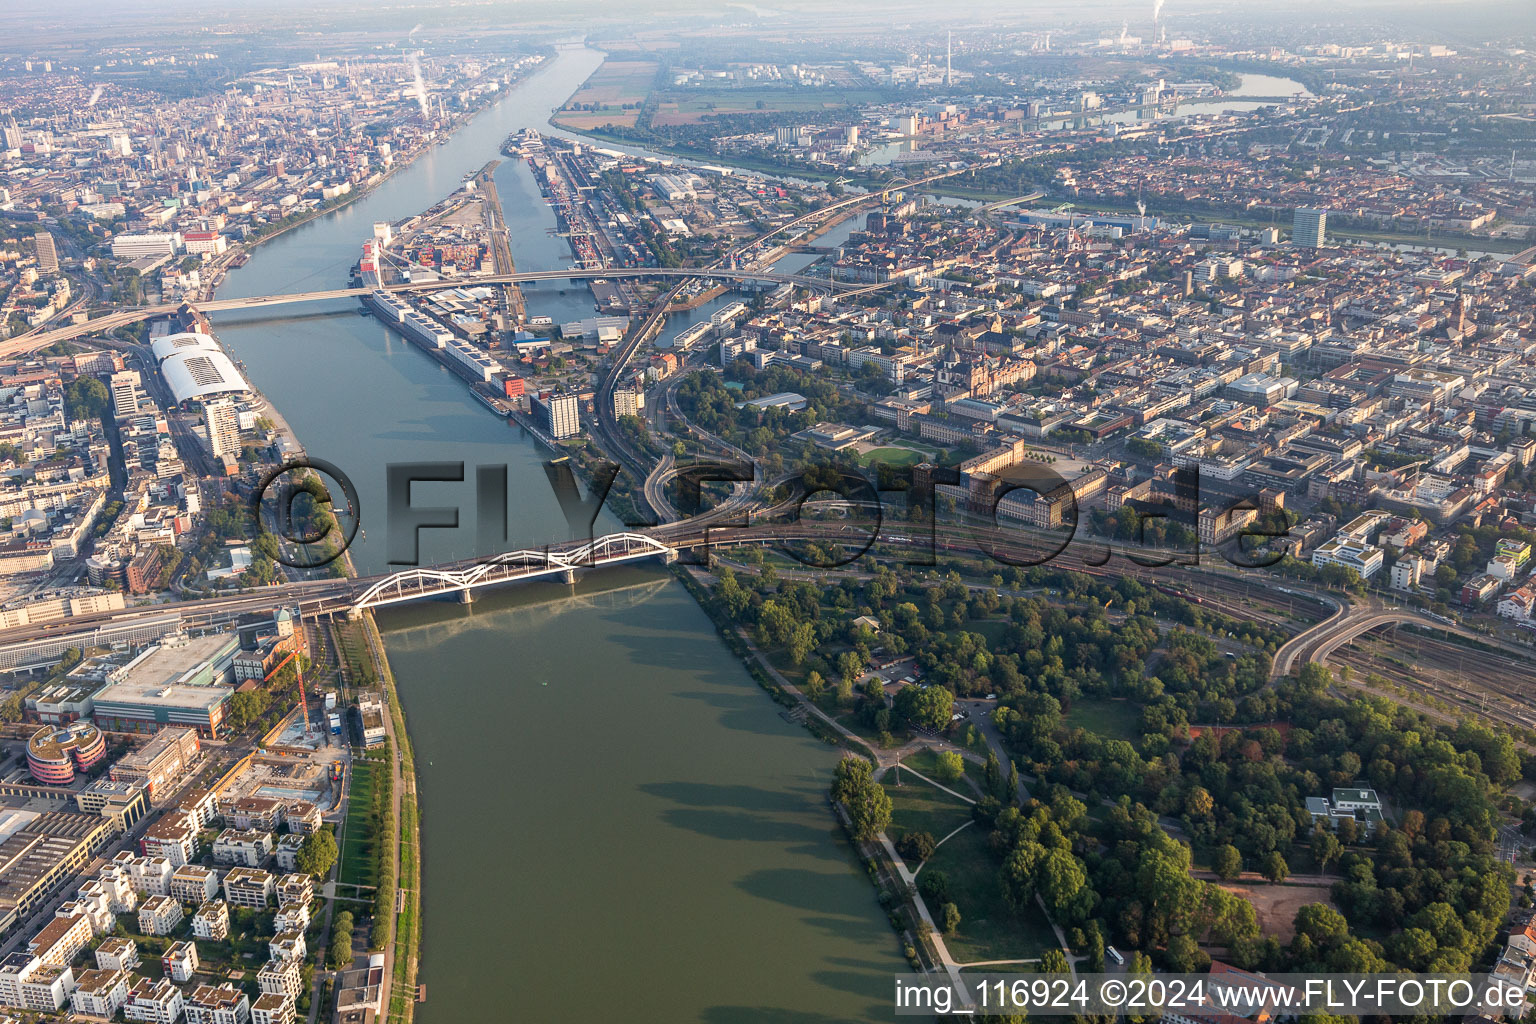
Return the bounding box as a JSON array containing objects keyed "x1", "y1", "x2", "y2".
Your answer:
[
  {"x1": 942, "y1": 902, "x2": 961, "y2": 935},
  {"x1": 64, "y1": 377, "x2": 109, "y2": 421},
  {"x1": 848, "y1": 779, "x2": 892, "y2": 841},
  {"x1": 1212, "y1": 844, "x2": 1243, "y2": 881},
  {"x1": 1262, "y1": 851, "x2": 1289, "y2": 883},
  {"x1": 1309, "y1": 829, "x2": 1341, "y2": 873},
  {"x1": 900, "y1": 831, "x2": 936, "y2": 863},
  {"x1": 295, "y1": 828, "x2": 338, "y2": 878},
  {"x1": 894, "y1": 683, "x2": 953, "y2": 731},
  {"x1": 831, "y1": 757, "x2": 874, "y2": 805},
  {"x1": 934, "y1": 751, "x2": 965, "y2": 784}
]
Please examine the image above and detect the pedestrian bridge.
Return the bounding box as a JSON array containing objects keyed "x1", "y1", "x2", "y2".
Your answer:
[{"x1": 349, "y1": 532, "x2": 677, "y2": 613}]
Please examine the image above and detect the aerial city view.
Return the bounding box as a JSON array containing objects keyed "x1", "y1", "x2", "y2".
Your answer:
[{"x1": 4, "y1": 0, "x2": 1536, "y2": 1020}]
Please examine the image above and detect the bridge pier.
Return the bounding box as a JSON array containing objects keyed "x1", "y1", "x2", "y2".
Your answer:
[
  {"x1": 660, "y1": 549, "x2": 677, "y2": 565},
  {"x1": 560, "y1": 568, "x2": 577, "y2": 585},
  {"x1": 458, "y1": 589, "x2": 476, "y2": 605}
]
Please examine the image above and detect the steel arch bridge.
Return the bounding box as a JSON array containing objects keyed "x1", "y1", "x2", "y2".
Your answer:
[{"x1": 349, "y1": 532, "x2": 677, "y2": 613}]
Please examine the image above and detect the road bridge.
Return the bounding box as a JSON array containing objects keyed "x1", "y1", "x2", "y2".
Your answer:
[{"x1": 0, "y1": 267, "x2": 878, "y2": 359}]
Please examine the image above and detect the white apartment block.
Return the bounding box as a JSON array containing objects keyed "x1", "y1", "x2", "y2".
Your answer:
[
  {"x1": 95, "y1": 864, "x2": 141, "y2": 912},
  {"x1": 138, "y1": 894, "x2": 184, "y2": 936},
  {"x1": 28, "y1": 912, "x2": 92, "y2": 966},
  {"x1": 274, "y1": 902, "x2": 310, "y2": 934},
  {"x1": 193, "y1": 898, "x2": 230, "y2": 940},
  {"x1": 274, "y1": 833, "x2": 305, "y2": 872},
  {"x1": 276, "y1": 872, "x2": 314, "y2": 907},
  {"x1": 70, "y1": 967, "x2": 129, "y2": 1018},
  {"x1": 214, "y1": 828, "x2": 274, "y2": 867},
  {"x1": 143, "y1": 809, "x2": 199, "y2": 866},
  {"x1": 114, "y1": 851, "x2": 173, "y2": 895},
  {"x1": 257, "y1": 958, "x2": 303, "y2": 998},
  {"x1": 224, "y1": 866, "x2": 274, "y2": 909},
  {"x1": 124, "y1": 976, "x2": 185, "y2": 1024},
  {"x1": 184, "y1": 982, "x2": 250, "y2": 1024},
  {"x1": 173, "y1": 863, "x2": 222, "y2": 903},
  {"x1": 163, "y1": 940, "x2": 199, "y2": 983},
  {"x1": 95, "y1": 936, "x2": 140, "y2": 973},
  {"x1": 269, "y1": 930, "x2": 306, "y2": 963},
  {"x1": 252, "y1": 992, "x2": 296, "y2": 1024}
]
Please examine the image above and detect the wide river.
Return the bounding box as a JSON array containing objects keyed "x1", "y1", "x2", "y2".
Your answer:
[{"x1": 208, "y1": 46, "x2": 901, "y2": 1023}]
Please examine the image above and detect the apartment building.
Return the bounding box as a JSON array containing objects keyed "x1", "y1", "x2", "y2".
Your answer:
[
  {"x1": 123, "y1": 976, "x2": 185, "y2": 1024},
  {"x1": 184, "y1": 982, "x2": 250, "y2": 1024},
  {"x1": 269, "y1": 930, "x2": 306, "y2": 963},
  {"x1": 70, "y1": 967, "x2": 130, "y2": 1018},
  {"x1": 276, "y1": 872, "x2": 314, "y2": 908},
  {"x1": 96, "y1": 936, "x2": 140, "y2": 972},
  {"x1": 193, "y1": 898, "x2": 230, "y2": 940},
  {"x1": 141, "y1": 809, "x2": 198, "y2": 866},
  {"x1": 224, "y1": 866, "x2": 274, "y2": 909},
  {"x1": 163, "y1": 940, "x2": 199, "y2": 982},
  {"x1": 172, "y1": 863, "x2": 221, "y2": 903},
  {"x1": 114, "y1": 852, "x2": 174, "y2": 899},
  {"x1": 27, "y1": 911, "x2": 92, "y2": 966},
  {"x1": 214, "y1": 827, "x2": 274, "y2": 866},
  {"x1": 138, "y1": 894, "x2": 184, "y2": 936},
  {"x1": 252, "y1": 992, "x2": 297, "y2": 1024},
  {"x1": 257, "y1": 958, "x2": 303, "y2": 999}
]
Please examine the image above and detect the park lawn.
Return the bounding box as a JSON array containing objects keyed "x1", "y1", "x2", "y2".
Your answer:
[
  {"x1": 927, "y1": 824, "x2": 1060, "y2": 964},
  {"x1": 902, "y1": 747, "x2": 987, "y2": 797},
  {"x1": 857, "y1": 446, "x2": 930, "y2": 468},
  {"x1": 1064, "y1": 698, "x2": 1144, "y2": 742},
  {"x1": 337, "y1": 761, "x2": 379, "y2": 888},
  {"x1": 884, "y1": 772, "x2": 972, "y2": 855}
]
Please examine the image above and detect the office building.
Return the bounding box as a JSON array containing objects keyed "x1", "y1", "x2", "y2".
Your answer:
[
  {"x1": 25, "y1": 721, "x2": 106, "y2": 784},
  {"x1": 1293, "y1": 207, "x2": 1328, "y2": 248}
]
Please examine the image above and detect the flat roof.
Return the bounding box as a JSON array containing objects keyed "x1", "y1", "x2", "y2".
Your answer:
[{"x1": 95, "y1": 636, "x2": 236, "y2": 711}]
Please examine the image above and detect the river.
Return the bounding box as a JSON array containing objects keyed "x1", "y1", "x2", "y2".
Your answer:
[{"x1": 208, "y1": 45, "x2": 904, "y2": 1023}]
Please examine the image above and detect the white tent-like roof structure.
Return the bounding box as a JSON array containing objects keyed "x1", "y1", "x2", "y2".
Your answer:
[{"x1": 150, "y1": 332, "x2": 250, "y2": 405}]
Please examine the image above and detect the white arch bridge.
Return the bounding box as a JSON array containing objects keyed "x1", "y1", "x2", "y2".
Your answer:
[{"x1": 348, "y1": 532, "x2": 677, "y2": 614}]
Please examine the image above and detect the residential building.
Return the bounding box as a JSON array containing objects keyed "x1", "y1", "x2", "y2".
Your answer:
[
  {"x1": 141, "y1": 809, "x2": 198, "y2": 866},
  {"x1": 163, "y1": 939, "x2": 198, "y2": 982},
  {"x1": 204, "y1": 397, "x2": 240, "y2": 460},
  {"x1": 172, "y1": 863, "x2": 221, "y2": 903},
  {"x1": 138, "y1": 894, "x2": 183, "y2": 935},
  {"x1": 124, "y1": 976, "x2": 185, "y2": 1024},
  {"x1": 257, "y1": 958, "x2": 302, "y2": 999},
  {"x1": 27, "y1": 912, "x2": 92, "y2": 966},
  {"x1": 276, "y1": 872, "x2": 314, "y2": 908},
  {"x1": 70, "y1": 967, "x2": 130, "y2": 1018},
  {"x1": 95, "y1": 936, "x2": 140, "y2": 972},
  {"x1": 252, "y1": 992, "x2": 296, "y2": 1024},
  {"x1": 184, "y1": 982, "x2": 250, "y2": 1024},
  {"x1": 213, "y1": 827, "x2": 273, "y2": 866},
  {"x1": 269, "y1": 930, "x2": 306, "y2": 963},
  {"x1": 223, "y1": 866, "x2": 274, "y2": 909},
  {"x1": 193, "y1": 898, "x2": 230, "y2": 940}
]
